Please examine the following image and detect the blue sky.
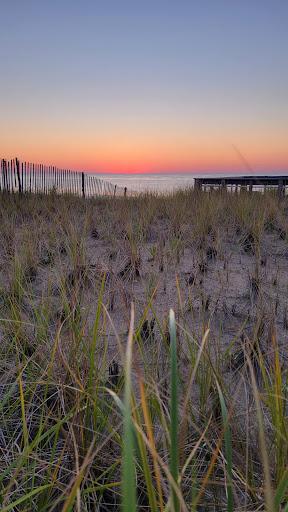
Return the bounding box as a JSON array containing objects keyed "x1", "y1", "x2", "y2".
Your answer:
[{"x1": 1, "y1": 0, "x2": 287, "y2": 172}]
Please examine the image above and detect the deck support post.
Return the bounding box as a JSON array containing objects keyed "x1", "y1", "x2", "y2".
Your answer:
[
  {"x1": 278, "y1": 179, "x2": 284, "y2": 198},
  {"x1": 194, "y1": 179, "x2": 202, "y2": 191}
]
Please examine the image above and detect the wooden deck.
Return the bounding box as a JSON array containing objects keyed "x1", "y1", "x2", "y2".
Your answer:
[{"x1": 194, "y1": 175, "x2": 288, "y2": 195}]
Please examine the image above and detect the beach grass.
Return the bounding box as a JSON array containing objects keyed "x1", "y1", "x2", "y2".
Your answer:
[{"x1": 0, "y1": 188, "x2": 288, "y2": 510}]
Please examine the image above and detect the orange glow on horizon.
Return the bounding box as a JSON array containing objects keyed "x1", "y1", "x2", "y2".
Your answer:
[
  {"x1": 2, "y1": 143, "x2": 288, "y2": 174},
  {"x1": 1, "y1": 155, "x2": 287, "y2": 174},
  {"x1": 2, "y1": 124, "x2": 288, "y2": 174}
]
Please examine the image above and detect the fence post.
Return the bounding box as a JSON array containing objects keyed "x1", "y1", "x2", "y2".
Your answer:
[
  {"x1": 82, "y1": 172, "x2": 85, "y2": 198},
  {"x1": 21, "y1": 162, "x2": 24, "y2": 193},
  {"x1": 15, "y1": 157, "x2": 22, "y2": 194},
  {"x1": 114, "y1": 184, "x2": 117, "y2": 197},
  {"x1": 2, "y1": 159, "x2": 7, "y2": 192},
  {"x1": 124, "y1": 186, "x2": 127, "y2": 197},
  {"x1": 9, "y1": 161, "x2": 14, "y2": 193}
]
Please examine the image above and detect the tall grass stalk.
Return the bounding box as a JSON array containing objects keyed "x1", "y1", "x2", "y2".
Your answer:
[
  {"x1": 122, "y1": 303, "x2": 137, "y2": 512},
  {"x1": 169, "y1": 309, "x2": 180, "y2": 512},
  {"x1": 216, "y1": 380, "x2": 233, "y2": 512},
  {"x1": 138, "y1": 376, "x2": 164, "y2": 511},
  {"x1": 246, "y1": 354, "x2": 274, "y2": 511}
]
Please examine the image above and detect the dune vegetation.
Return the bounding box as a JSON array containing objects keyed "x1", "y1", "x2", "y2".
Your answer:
[{"x1": 0, "y1": 188, "x2": 288, "y2": 511}]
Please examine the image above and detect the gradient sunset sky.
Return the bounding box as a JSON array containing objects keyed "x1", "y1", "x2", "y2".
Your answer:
[{"x1": 1, "y1": 1, "x2": 288, "y2": 174}]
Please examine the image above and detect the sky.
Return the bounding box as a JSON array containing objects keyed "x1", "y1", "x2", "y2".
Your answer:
[{"x1": 1, "y1": 0, "x2": 287, "y2": 174}]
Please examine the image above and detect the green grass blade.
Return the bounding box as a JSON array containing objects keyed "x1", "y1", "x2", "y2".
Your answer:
[
  {"x1": 247, "y1": 356, "x2": 274, "y2": 511},
  {"x1": 1, "y1": 484, "x2": 52, "y2": 512},
  {"x1": 169, "y1": 309, "x2": 179, "y2": 512},
  {"x1": 274, "y1": 466, "x2": 288, "y2": 510},
  {"x1": 216, "y1": 380, "x2": 233, "y2": 512}
]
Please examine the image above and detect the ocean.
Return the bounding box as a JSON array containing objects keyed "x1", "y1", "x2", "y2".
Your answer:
[{"x1": 92, "y1": 173, "x2": 197, "y2": 193}]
